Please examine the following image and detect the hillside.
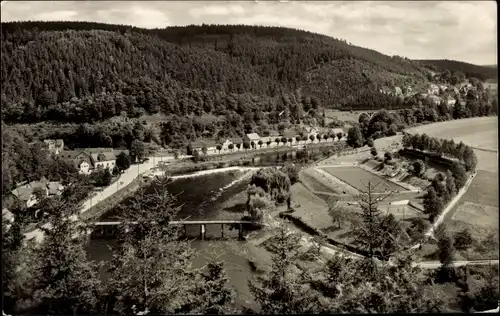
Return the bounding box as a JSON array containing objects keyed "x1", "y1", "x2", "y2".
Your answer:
[
  {"x1": 1, "y1": 22, "x2": 430, "y2": 123},
  {"x1": 415, "y1": 59, "x2": 498, "y2": 82}
]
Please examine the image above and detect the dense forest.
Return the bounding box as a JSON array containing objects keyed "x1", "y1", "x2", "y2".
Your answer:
[
  {"x1": 416, "y1": 59, "x2": 497, "y2": 82},
  {"x1": 1, "y1": 21, "x2": 431, "y2": 125}
]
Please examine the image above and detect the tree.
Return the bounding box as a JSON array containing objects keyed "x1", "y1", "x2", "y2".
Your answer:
[
  {"x1": 327, "y1": 197, "x2": 346, "y2": 229},
  {"x1": 202, "y1": 146, "x2": 208, "y2": 156},
  {"x1": 116, "y1": 151, "x2": 131, "y2": 172},
  {"x1": 250, "y1": 168, "x2": 292, "y2": 203},
  {"x1": 323, "y1": 134, "x2": 329, "y2": 142},
  {"x1": 370, "y1": 147, "x2": 378, "y2": 157},
  {"x1": 248, "y1": 222, "x2": 320, "y2": 314},
  {"x1": 451, "y1": 161, "x2": 467, "y2": 190},
  {"x1": 187, "y1": 259, "x2": 236, "y2": 314},
  {"x1": 258, "y1": 140, "x2": 263, "y2": 148},
  {"x1": 281, "y1": 137, "x2": 288, "y2": 146},
  {"x1": 266, "y1": 140, "x2": 271, "y2": 148},
  {"x1": 108, "y1": 177, "x2": 201, "y2": 314},
  {"x1": 347, "y1": 126, "x2": 363, "y2": 148},
  {"x1": 29, "y1": 195, "x2": 102, "y2": 315},
  {"x1": 454, "y1": 229, "x2": 474, "y2": 250},
  {"x1": 251, "y1": 141, "x2": 256, "y2": 149},
  {"x1": 336, "y1": 132, "x2": 344, "y2": 141},
  {"x1": 462, "y1": 146, "x2": 477, "y2": 172},
  {"x1": 228, "y1": 143, "x2": 234, "y2": 151},
  {"x1": 243, "y1": 141, "x2": 250, "y2": 150},
  {"x1": 216, "y1": 144, "x2": 222, "y2": 154},
  {"x1": 445, "y1": 170, "x2": 457, "y2": 195},
  {"x1": 366, "y1": 138, "x2": 374, "y2": 147},
  {"x1": 275, "y1": 138, "x2": 280, "y2": 146},
  {"x1": 384, "y1": 151, "x2": 393, "y2": 161},
  {"x1": 281, "y1": 163, "x2": 299, "y2": 185},
  {"x1": 309, "y1": 134, "x2": 315, "y2": 143},
  {"x1": 288, "y1": 138, "x2": 293, "y2": 145},
  {"x1": 130, "y1": 139, "x2": 147, "y2": 163},
  {"x1": 411, "y1": 160, "x2": 426, "y2": 177},
  {"x1": 423, "y1": 187, "x2": 443, "y2": 221},
  {"x1": 296, "y1": 136, "x2": 301, "y2": 144},
  {"x1": 173, "y1": 150, "x2": 180, "y2": 160},
  {"x1": 95, "y1": 168, "x2": 112, "y2": 187},
  {"x1": 316, "y1": 134, "x2": 322, "y2": 142},
  {"x1": 437, "y1": 233, "x2": 455, "y2": 266},
  {"x1": 192, "y1": 149, "x2": 200, "y2": 162},
  {"x1": 235, "y1": 143, "x2": 241, "y2": 151},
  {"x1": 247, "y1": 190, "x2": 276, "y2": 223}
]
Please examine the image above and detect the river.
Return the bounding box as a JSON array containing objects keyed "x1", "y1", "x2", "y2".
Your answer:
[{"x1": 85, "y1": 151, "x2": 306, "y2": 308}]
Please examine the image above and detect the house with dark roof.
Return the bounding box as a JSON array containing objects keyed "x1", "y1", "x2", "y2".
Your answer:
[
  {"x1": 61, "y1": 150, "x2": 93, "y2": 174},
  {"x1": 7, "y1": 178, "x2": 64, "y2": 209},
  {"x1": 90, "y1": 152, "x2": 117, "y2": 172}
]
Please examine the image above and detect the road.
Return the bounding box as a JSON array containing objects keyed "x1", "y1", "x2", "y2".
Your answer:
[
  {"x1": 414, "y1": 259, "x2": 499, "y2": 269},
  {"x1": 24, "y1": 154, "x2": 191, "y2": 243}
]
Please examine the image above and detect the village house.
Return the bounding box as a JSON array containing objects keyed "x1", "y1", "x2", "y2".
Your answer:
[
  {"x1": 61, "y1": 150, "x2": 94, "y2": 175},
  {"x1": 301, "y1": 126, "x2": 319, "y2": 139},
  {"x1": 189, "y1": 140, "x2": 217, "y2": 155},
  {"x1": 62, "y1": 149, "x2": 118, "y2": 174},
  {"x1": 228, "y1": 137, "x2": 243, "y2": 150},
  {"x1": 43, "y1": 139, "x2": 64, "y2": 155},
  {"x1": 90, "y1": 152, "x2": 117, "y2": 172},
  {"x1": 7, "y1": 178, "x2": 64, "y2": 209},
  {"x1": 259, "y1": 136, "x2": 274, "y2": 148},
  {"x1": 282, "y1": 130, "x2": 296, "y2": 144},
  {"x1": 243, "y1": 133, "x2": 261, "y2": 147}
]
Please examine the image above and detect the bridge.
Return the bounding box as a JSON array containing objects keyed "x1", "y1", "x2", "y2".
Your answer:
[{"x1": 91, "y1": 220, "x2": 258, "y2": 240}]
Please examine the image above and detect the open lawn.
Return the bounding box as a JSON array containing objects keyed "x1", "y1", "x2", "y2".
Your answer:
[
  {"x1": 290, "y1": 183, "x2": 333, "y2": 230},
  {"x1": 299, "y1": 169, "x2": 338, "y2": 193},
  {"x1": 406, "y1": 117, "x2": 498, "y2": 152},
  {"x1": 321, "y1": 166, "x2": 407, "y2": 193}
]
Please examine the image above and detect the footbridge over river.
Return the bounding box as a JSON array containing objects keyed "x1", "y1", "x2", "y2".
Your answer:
[{"x1": 90, "y1": 220, "x2": 257, "y2": 241}]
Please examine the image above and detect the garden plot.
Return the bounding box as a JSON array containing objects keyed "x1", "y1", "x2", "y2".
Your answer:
[{"x1": 321, "y1": 166, "x2": 407, "y2": 193}]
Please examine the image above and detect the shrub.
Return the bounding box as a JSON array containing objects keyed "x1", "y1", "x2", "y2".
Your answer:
[{"x1": 454, "y1": 229, "x2": 474, "y2": 250}]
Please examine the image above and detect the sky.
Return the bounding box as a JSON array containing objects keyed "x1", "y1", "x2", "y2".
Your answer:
[{"x1": 1, "y1": 0, "x2": 497, "y2": 65}]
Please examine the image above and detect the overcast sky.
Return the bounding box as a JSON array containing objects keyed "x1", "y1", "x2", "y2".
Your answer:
[{"x1": 1, "y1": 0, "x2": 497, "y2": 65}]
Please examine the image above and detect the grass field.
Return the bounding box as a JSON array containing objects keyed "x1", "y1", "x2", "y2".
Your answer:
[
  {"x1": 405, "y1": 117, "x2": 498, "y2": 152},
  {"x1": 321, "y1": 166, "x2": 407, "y2": 193},
  {"x1": 290, "y1": 183, "x2": 333, "y2": 230}
]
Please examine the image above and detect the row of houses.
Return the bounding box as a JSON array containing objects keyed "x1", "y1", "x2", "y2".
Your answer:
[{"x1": 190, "y1": 127, "x2": 345, "y2": 154}]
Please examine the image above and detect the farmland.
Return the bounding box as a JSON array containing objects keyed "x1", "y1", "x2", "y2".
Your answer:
[
  {"x1": 320, "y1": 166, "x2": 407, "y2": 193},
  {"x1": 408, "y1": 118, "x2": 498, "y2": 260},
  {"x1": 405, "y1": 116, "x2": 498, "y2": 152}
]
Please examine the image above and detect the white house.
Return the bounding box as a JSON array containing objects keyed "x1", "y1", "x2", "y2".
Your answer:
[
  {"x1": 244, "y1": 133, "x2": 261, "y2": 147},
  {"x1": 77, "y1": 161, "x2": 91, "y2": 175},
  {"x1": 8, "y1": 178, "x2": 64, "y2": 209},
  {"x1": 90, "y1": 152, "x2": 117, "y2": 172}
]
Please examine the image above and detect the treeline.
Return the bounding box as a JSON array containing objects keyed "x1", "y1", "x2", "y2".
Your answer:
[
  {"x1": 1, "y1": 21, "x2": 434, "y2": 127},
  {"x1": 416, "y1": 59, "x2": 498, "y2": 82},
  {"x1": 346, "y1": 94, "x2": 497, "y2": 148},
  {"x1": 402, "y1": 133, "x2": 477, "y2": 172}
]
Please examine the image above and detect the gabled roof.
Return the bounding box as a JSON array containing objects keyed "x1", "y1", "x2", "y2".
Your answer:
[
  {"x1": 331, "y1": 128, "x2": 344, "y2": 135},
  {"x1": 11, "y1": 187, "x2": 34, "y2": 201},
  {"x1": 202, "y1": 140, "x2": 217, "y2": 148},
  {"x1": 2, "y1": 208, "x2": 14, "y2": 222},
  {"x1": 61, "y1": 150, "x2": 86, "y2": 160},
  {"x1": 90, "y1": 152, "x2": 117, "y2": 162}
]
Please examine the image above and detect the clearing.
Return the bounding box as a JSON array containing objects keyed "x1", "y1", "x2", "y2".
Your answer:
[{"x1": 321, "y1": 166, "x2": 407, "y2": 193}]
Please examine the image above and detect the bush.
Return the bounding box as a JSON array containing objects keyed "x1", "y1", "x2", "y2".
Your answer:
[
  {"x1": 384, "y1": 151, "x2": 393, "y2": 161},
  {"x1": 454, "y1": 229, "x2": 474, "y2": 250},
  {"x1": 370, "y1": 147, "x2": 378, "y2": 157}
]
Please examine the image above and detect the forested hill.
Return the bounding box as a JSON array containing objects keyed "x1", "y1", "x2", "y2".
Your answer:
[
  {"x1": 415, "y1": 59, "x2": 498, "y2": 81},
  {"x1": 1, "y1": 21, "x2": 433, "y2": 125}
]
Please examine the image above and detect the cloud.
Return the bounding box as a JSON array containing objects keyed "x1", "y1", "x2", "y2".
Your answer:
[{"x1": 1, "y1": 1, "x2": 496, "y2": 65}]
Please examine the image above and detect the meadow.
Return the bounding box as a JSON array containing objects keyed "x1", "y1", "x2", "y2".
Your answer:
[{"x1": 321, "y1": 166, "x2": 407, "y2": 193}]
